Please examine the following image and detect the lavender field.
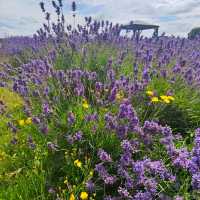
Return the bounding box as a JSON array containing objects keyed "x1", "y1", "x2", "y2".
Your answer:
[{"x1": 1, "y1": 1, "x2": 200, "y2": 200}]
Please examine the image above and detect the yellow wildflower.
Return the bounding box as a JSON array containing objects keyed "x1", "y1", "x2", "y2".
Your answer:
[
  {"x1": 115, "y1": 91, "x2": 124, "y2": 101},
  {"x1": 160, "y1": 95, "x2": 167, "y2": 100},
  {"x1": 104, "y1": 108, "x2": 108, "y2": 112},
  {"x1": 163, "y1": 99, "x2": 170, "y2": 104},
  {"x1": 74, "y1": 159, "x2": 79, "y2": 165},
  {"x1": 146, "y1": 90, "x2": 154, "y2": 96},
  {"x1": 83, "y1": 103, "x2": 89, "y2": 109},
  {"x1": 167, "y1": 96, "x2": 175, "y2": 101},
  {"x1": 25, "y1": 117, "x2": 32, "y2": 125},
  {"x1": 77, "y1": 161, "x2": 82, "y2": 168},
  {"x1": 115, "y1": 93, "x2": 121, "y2": 100},
  {"x1": 64, "y1": 179, "x2": 68, "y2": 184},
  {"x1": 18, "y1": 119, "x2": 25, "y2": 126},
  {"x1": 151, "y1": 97, "x2": 159, "y2": 103},
  {"x1": 69, "y1": 193, "x2": 75, "y2": 200},
  {"x1": 83, "y1": 99, "x2": 89, "y2": 109},
  {"x1": 80, "y1": 192, "x2": 88, "y2": 200},
  {"x1": 74, "y1": 159, "x2": 82, "y2": 168},
  {"x1": 160, "y1": 95, "x2": 173, "y2": 104},
  {"x1": 89, "y1": 170, "x2": 94, "y2": 176}
]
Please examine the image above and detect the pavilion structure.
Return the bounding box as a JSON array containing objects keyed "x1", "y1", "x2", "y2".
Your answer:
[{"x1": 120, "y1": 21, "x2": 159, "y2": 37}]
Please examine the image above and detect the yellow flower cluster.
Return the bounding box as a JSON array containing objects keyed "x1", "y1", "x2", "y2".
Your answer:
[
  {"x1": 82, "y1": 99, "x2": 89, "y2": 109},
  {"x1": 146, "y1": 90, "x2": 175, "y2": 104},
  {"x1": 74, "y1": 159, "x2": 82, "y2": 168},
  {"x1": 69, "y1": 192, "x2": 89, "y2": 200},
  {"x1": 146, "y1": 90, "x2": 154, "y2": 96},
  {"x1": 115, "y1": 91, "x2": 124, "y2": 101},
  {"x1": 18, "y1": 117, "x2": 32, "y2": 126},
  {"x1": 80, "y1": 192, "x2": 88, "y2": 200},
  {"x1": 160, "y1": 95, "x2": 175, "y2": 104}
]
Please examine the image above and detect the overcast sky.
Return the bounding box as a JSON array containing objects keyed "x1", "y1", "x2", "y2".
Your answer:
[{"x1": 0, "y1": 0, "x2": 200, "y2": 38}]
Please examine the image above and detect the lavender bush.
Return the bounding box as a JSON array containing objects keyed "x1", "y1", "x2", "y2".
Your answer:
[{"x1": 1, "y1": 0, "x2": 200, "y2": 199}]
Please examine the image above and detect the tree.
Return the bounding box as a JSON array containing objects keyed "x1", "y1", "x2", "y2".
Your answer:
[{"x1": 188, "y1": 27, "x2": 200, "y2": 39}]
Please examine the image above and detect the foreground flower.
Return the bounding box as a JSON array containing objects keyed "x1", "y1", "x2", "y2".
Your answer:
[
  {"x1": 64, "y1": 178, "x2": 68, "y2": 184},
  {"x1": 175, "y1": 196, "x2": 183, "y2": 200},
  {"x1": 160, "y1": 95, "x2": 175, "y2": 104},
  {"x1": 167, "y1": 95, "x2": 175, "y2": 101},
  {"x1": 146, "y1": 90, "x2": 154, "y2": 96},
  {"x1": 25, "y1": 117, "x2": 32, "y2": 125},
  {"x1": 18, "y1": 119, "x2": 25, "y2": 126},
  {"x1": 68, "y1": 111, "x2": 75, "y2": 125},
  {"x1": 86, "y1": 180, "x2": 95, "y2": 192},
  {"x1": 69, "y1": 193, "x2": 75, "y2": 200},
  {"x1": 83, "y1": 99, "x2": 89, "y2": 109},
  {"x1": 80, "y1": 192, "x2": 88, "y2": 200},
  {"x1": 151, "y1": 97, "x2": 159, "y2": 103},
  {"x1": 98, "y1": 149, "x2": 112, "y2": 162},
  {"x1": 74, "y1": 159, "x2": 82, "y2": 168},
  {"x1": 89, "y1": 170, "x2": 94, "y2": 176},
  {"x1": 160, "y1": 95, "x2": 170, "y2": 104},
  {"x1": 116, "y1": 91, "x2": 124, "y2": 101}
]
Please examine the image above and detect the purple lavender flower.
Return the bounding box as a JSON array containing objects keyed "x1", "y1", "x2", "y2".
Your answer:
[
  {"x1": 32, "y1": 117, "x2": 40, "y2": 124},
  {"x1": 147, "y1": 160, "x2": 175, "y2": 182},
  {"x1": 133, "y1": 191, "x2": 152, "y2": 200},
  {"x1": 109, "y1": 86, "x2": 117, "y2": 102},
  {"x1": 95, "y1": 163, "x2": 116, "y2": 185},
  {"x1": 27, "y1": 135, "x2": 36, "y2": 149},
  {"x1": 104, "y1": 175, "x2": 117, "y2": 185},
  {"x1": 118, "y1": 187, "x2": 130, "y2": 198},
  {"x1": 144, "y1": 178, "x2": 157, "y2": 194},
  {"x1": 39, "y1": 2, "x2": 45, "y2": 12},
  {"x1": 143, "y1": 121, "x2": 162, "y2": 135},
  {"x1": 116, "y1": 125, "x2": 128, "y2": 139},
  {"x1": 42, "y1": 103, "x2": 51, "y2": 115},
  {"x1": 74, "y1": 131, "x2": 83, "y2": 141},
  {"x1": 173, "y1": 148, "x2": 191, "y2": 169},
  {"x1": 74, "y1": 83, "x2": 85, "y2": 96},
  {"x1": 67, "y1": 135, "x2": 75, "y2": 144},
  {"x1": 104, "y1": 113, "x2": 117, "y2": 130},
  {"x1": 85, "y1": 113, "x2": 98, "y2": 122},
  {"x1": 43, "y1": 87, "x2": 50, "y2": 96},
  {"x1": 174, "y1": 196, "x2": 183, "y2": 200},
  {"x1": 11, "y1": 137, "x2": 18, "y2": 145},
  {"x1": 189, "y1": 128, "x2": 200, "y2": 174},
  {"x1": 86, "y1": 180, "x2": 95, "y2": 192},
  {"x1": 95, "y1": 82, "x2": 103, "y2": 91},
  {"x1": 67, "y1": 111, "x2": 75, "y2": 125},
  {"x1": 121, "y1": 140, "x2": 133, "y2": 152},
  {"x1": 192, "y1": 172, "x2": 200, "y2": 190},
  {"x1": 98, "y1": 149, "x2": 112, "y2": 162},
  {"x1": 7, "y1": 122, "x2": 17, "y2": 133},
  {"x1": 48, "y1": 187, "x2": 56, "y2": 194},
  {"x1": 47, "y1": 142, "x2": 58, "y2": 151},
  {"x1": 40, "y1": 125, "x2": 48, "y2": 135}
]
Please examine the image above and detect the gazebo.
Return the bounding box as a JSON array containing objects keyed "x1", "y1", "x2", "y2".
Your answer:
[{"x1": 120, "y1": 21, "x2": 159, "y2": 37}]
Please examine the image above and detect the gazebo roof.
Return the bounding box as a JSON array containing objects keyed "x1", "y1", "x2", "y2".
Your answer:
[{"x1": 121, "y1": 22, "x2": 159, "y2": 31}]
